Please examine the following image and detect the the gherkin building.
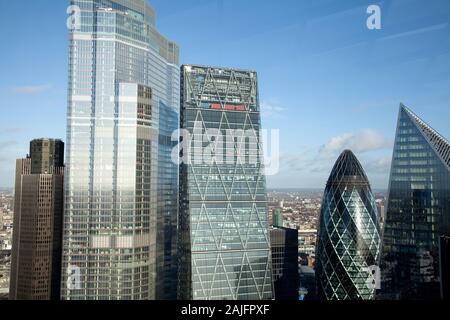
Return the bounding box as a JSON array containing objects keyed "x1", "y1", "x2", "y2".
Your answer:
[{"x1": 316, "y1": 150, "x2": 382, "y2": 300}]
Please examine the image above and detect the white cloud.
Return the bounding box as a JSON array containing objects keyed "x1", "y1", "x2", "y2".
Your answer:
[
  {"x1": 0, "y1": 128, "x2": 23, "y2": 135},
  {"x1": 0, "y1": 140, "x2": 18, "y2": 166},
  {"x1": 260, "y1": 101, "x2": 285, "y2": 118},
  {"x1": 280, "y1": 154, "x2": 307, "y2": 173},
  {"x1": 318, "y1": 129, "x2": 392, "y2": 159},
  {"x1": 0, "y1": 140, "x2": 18, "y2": 150},
  {"x1": 278, "y1": 146, "x2": 316, "y2": 173},
  {"x1": 364, "y1": 156, "x2": 392, "y2": 174},
  {"x1": 0, "y1": 141, "x2": 18, "y2": 179},
  {"x1": 13, "y1": 84, "x2": 52, "y2": 94}
]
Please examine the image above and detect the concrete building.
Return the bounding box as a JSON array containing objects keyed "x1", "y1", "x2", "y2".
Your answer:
[{"x1": 9, "y1": 139, "x2": 64, "y2": 300}]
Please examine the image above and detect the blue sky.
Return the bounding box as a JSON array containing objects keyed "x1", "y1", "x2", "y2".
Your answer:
[{"x1": 0, "y1": 0, "x2": 449, "y2": 189}]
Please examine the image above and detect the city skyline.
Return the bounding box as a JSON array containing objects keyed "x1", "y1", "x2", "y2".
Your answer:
[{"x1": 1, "y1": 0, "x2": 450, "y2": 190}]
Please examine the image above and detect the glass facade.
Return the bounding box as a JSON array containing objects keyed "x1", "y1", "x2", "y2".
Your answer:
[
  {"x1": 316, "y1": 150, "x2": 381, "y2": 300},
  {"x1": 62, "y1": 0, "x2": 179, "y2": 300},
  {"x1": 440, "y1": 236, "x2": 450, "y2": 300},
  {"x1": 178, "y1": 65, "x2": 273, "y2": 300},
  {"x1": 270, "y1": 227, "x2": 299, "y2": 300},
  {"x1": 380, "y1": 104, "x2": 450, "y2": 300}
]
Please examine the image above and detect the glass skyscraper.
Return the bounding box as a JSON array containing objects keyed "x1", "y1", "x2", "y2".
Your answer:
[
  {"x1": 316, "y1": 150, "x2": 381, "y2": 300},
  {"x1": 178, "y1": 65, "x2": 273, "y2": 300},
  {"x1": 270, "y1": 226, "x2": 299, "y2": 300},
  {"x1": 62, "y1": 0, "x2": 179, "y2": 300},
  {"x1": 380, "y1": 104, "x2": 450, "y2": 300},
  {"x1": 440, "y1": 236, "x2": 450, "y2": 300}
]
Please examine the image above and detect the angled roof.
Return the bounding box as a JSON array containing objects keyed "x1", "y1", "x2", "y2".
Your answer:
[{"x1": 400, "y1": 103, "x2": 450, "y2": 169}]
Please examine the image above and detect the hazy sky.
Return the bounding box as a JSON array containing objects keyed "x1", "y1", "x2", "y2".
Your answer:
[{"x1": 0, "y1": 0, "x2": 449, "y2": 189}]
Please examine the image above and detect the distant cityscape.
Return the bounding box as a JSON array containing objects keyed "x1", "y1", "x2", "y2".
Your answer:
[
  {"x1": 0, "y1": 190, "x2": 13, "y2": 299},
  {"x1": 0, "y1": 184, "x2": 388, "y2": 301}
]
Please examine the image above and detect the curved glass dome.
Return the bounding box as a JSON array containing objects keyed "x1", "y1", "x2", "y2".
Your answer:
[{"x1": 316, "y1": 150, "x2": 381, "y2": 300}]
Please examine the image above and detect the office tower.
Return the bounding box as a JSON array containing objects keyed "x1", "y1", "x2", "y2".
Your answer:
[
  {"x1": 440, "y1": 236, "x2": 450, "y2": 300},
  {"x1": 270, "y1": 226, "x2": 299, "y2": 300},
  {"x1": 273, "y1": 208, "x2": 284, "y2": 228},
  {"x1": 316, "y1": 150, "x2": 382, "y2": 300},
  {"x1": 178, "y1": 65, "x2": 273, "y2": 300},
  {"x1": 63, "y1": 0, "x2": 179, "y2": 300},
  {"x1": 9, "y1": 139, "x2": 64, "y2": 300},
  {"x1": 380, "y1": 104, "x2": 450, "y2": 300}
]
